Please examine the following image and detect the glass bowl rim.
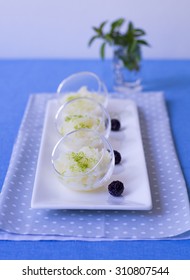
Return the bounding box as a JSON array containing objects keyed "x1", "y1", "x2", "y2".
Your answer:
[
  {"x1": 56, "y1": 71, "x2": 108, "y2": 102},
  {"x1": 54, "y1": 96, "x2": 111, "y2": 136},
  {"x1": 51, "y1": 128, "x2": 114, "y2": 178}
]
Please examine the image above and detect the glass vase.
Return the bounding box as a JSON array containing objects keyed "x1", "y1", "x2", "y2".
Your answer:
[{"x1": 113, "y1": 47, "x2": 142, "y2": 92}]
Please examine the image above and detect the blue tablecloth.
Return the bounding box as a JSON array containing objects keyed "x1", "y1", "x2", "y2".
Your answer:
[{"x1": 0, "y1": 59, "x2": 190, "y2": 259}]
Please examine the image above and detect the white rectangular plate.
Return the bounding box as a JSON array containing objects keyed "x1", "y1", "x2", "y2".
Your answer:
[{"x1": 31, "y1": 98, "x2": 152, "y2": 210}]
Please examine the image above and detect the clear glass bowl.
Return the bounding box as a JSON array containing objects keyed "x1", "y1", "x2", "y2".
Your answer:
[
  {"x1": 56, "y1": 71, "x2": 108, "y2": 107},
  {"x1": 55, "y1": 97, "x2": 111, "y2": 138},
  {"x1": 51, "y1": 129, "x2": 115, "y2": 191}
]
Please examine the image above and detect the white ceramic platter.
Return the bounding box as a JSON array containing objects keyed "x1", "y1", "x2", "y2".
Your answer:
[{"x1": 31, "y1": 97, "x2": 152, "y2": 210}]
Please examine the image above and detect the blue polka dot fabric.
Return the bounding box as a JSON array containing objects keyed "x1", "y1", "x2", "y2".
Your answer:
[{"x1": 0, "y1": 92, "x2": 190, "y2": 240}]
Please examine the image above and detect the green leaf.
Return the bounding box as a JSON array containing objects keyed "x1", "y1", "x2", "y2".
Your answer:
[
  {"x1": 129, "y1": 39, "x2": 137, "y2": 53},
  {"x1": 99, "y1": 20, "x2": 107, "y2": 30},
  {"x1": 128, "y1": 21, "x2": 134, "y2": 33},
  {"x1": 104, "y1": 34, "x2": 113, "y2": 44},
  {"x1": 111, "y1": 18, "x2": 125, "y2": 33},
  {"x1": 100, "y1": 42, "x2": 106, "y2": 59},
  {"x1": 134, "y1": 29, "x2": 146, "y2": 37},
  {"x1": 92, "y1": 27, "x2": 101, "y2": 34},
  {"x1": 88, "y1": 35, "x2": 100, "y2": 46},
  {"x1": 137, "y1": 39, "x2": 149, "y2": 46}
]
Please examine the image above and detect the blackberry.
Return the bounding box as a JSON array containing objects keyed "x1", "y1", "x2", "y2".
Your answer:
[
  {"x1": 114, "y1": 150, "x2": 122, "y2": 165},
  {"x1": 108, "y1": 181, "x2": 124, "y2": 197},
  {"x1": 111, "y1": 119, "x2": 120, "y2": 131}
]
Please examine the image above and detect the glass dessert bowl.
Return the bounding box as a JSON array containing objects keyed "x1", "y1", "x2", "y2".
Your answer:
[
  {"x1": 55, "y1": 97, "x2": 111, "y2": 138},
  {"x1": 51, "y1": 129, "x2": 115, "y2": 191},
  {"x1": 56, "y1": 71, "x2": 108, "y2": 107}
]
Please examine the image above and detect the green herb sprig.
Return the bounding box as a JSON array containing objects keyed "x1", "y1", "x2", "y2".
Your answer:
[{"x1": 88, "y1": 18, "x2": 149, "y2": 71}]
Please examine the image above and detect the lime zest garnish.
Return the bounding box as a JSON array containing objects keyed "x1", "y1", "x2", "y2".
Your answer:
[
  {"x1": 59, "y1": 127, "x2": 64, "y2": 135},
  {"x1": 96, "y1": 119, "x2": 100, "y2": 125},
  {"x1": 74, "y1": 122, "x2": 92, "y2": 129},
  {"x1": 60, "y1": 170, "x2": 65, "y2": 176},
  {"x1": 69, "y1": 151, "x2": 97, "y2": 172},
  {"x1": 66, "y1": 94, "x2": 78, "y2": 102},
  {"x1": 65, "y1": 115, "x2": 83, "y2": 122}
]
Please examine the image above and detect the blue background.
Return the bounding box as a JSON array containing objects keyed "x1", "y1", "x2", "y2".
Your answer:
[{"x1": 0, "y1": 59, "x2": 190, "y2": 259}]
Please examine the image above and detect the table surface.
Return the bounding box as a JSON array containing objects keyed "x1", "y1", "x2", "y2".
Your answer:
[{"x1": 0, "y1": 59, "x2": 190, "y2": 260}]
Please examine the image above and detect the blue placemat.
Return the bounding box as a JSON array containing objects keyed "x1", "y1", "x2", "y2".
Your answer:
[{"x1": 0, "y1": 92, "x2": 190, "y2": 240}]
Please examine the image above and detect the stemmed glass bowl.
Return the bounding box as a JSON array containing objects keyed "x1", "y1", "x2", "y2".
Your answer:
[
  {"x1": 51, "y1": 129, "x2": 115, "y2": 191},
  {"x1": 55, "y1": 97, "x2": 111, "y2": 139},
  {"x1": 56, "y1": 71, "x2": 108, "y2": 107}
]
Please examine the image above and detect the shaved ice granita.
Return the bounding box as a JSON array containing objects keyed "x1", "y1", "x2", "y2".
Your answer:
[
  {"x1": 55, "y1": 97, "x2": 111, "y2": 138},
  {"x1": 51, "y1": 129, "x2": 115, "y2": 191},
  {"x1": 58, "y1": 86, "x2": 107, "y2": 106},
  {"x1": 56, "y1": 72, "x2": 108, "y2": 107}
]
